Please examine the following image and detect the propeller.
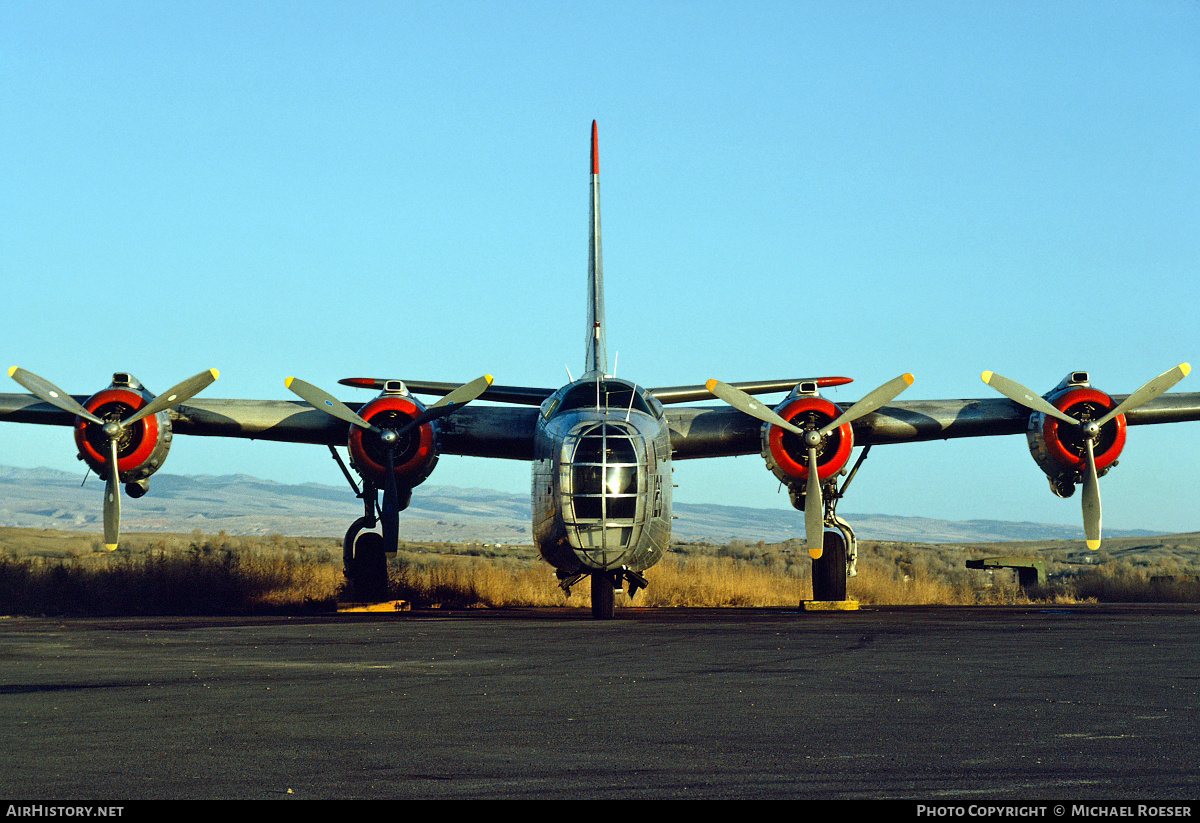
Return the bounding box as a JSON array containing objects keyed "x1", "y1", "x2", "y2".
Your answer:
[
  {"x1": 8, "y1": 367, "x2": 219, "y2": 550},
  {"x1": 981, "y1": 364, "x2": 1189, "y2": 549},
  {"x1": 286, "y1": 375, "x2": 493, "y2": 551},
  {"x1": 707, "y1": 373, "x2": 914, "y2": 558}
]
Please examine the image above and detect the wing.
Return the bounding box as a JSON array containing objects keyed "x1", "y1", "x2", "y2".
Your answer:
[
  {"x1": 667, "y1": 393, "x2": 1200, "y2": 458},
  {"x1": 13, "y1": 385, "x2": 1196, "y2": 459},
  {"x1": 0, "y1": 394, "x2": 542, "y2": 459},
  {"x1": 0, "y1": 373, "x2": 543, "y2": 556},
  {"x1": 671, "y1": 376, "x2": 1200, "y2": 556},
  {"x1": 171, "y1": 398, "x2": 543, "y2": 460}
]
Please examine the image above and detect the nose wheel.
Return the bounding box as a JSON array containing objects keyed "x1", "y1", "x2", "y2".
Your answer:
[{"x1": 590, "y1": 571, "x2": 618, "y2": 619}]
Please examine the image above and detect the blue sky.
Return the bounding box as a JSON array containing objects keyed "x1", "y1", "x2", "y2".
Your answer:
[{"x1": 2, "y1": 1, "x2": 1198, "y2": 534}]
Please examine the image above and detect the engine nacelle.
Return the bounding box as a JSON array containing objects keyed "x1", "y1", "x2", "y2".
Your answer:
[
  {"x1": 761, "y1": 383, "x2": 854, "y2": 492},
  {"x1": 1026, "y1": 371, "x2": 1127, "y2": 498},
  {"x1": 73, "y1": 373, "x2": 173, "y2": 486},
  {"x1": 347, "y1": 382, "x2": 439, "y2": 491}
]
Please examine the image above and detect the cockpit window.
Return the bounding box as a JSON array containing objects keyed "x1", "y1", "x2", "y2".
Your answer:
[{"x1": 555, "y1": 381, "x2": 654, "y2": 416}]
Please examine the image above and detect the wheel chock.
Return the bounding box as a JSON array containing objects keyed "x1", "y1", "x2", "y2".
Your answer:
[
  {"x1": 337, "y1": 599, "x2": 411, "y2": 613},
  {"x1": 801, "y1": 599, "x2": 860, "y2": 611}
]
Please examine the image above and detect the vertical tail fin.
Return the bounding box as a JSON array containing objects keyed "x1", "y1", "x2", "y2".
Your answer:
[{"x1": 585, "y1": 120, "x2": 607, "y2": 377}]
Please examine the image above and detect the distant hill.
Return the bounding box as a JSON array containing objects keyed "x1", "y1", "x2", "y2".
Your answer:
[{"x1": 0, "y1": 465, "x2": 1154, "y2": 544}]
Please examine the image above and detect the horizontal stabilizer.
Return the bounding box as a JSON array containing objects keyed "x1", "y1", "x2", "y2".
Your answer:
[
  {"x1": 651, "y1": 377, "x2": 853, "y2": 405},
  {"x1": 340, "y1": 378, "x2": 554, "y2": 406}
]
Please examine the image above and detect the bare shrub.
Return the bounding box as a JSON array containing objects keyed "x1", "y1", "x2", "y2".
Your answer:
[
  {"x1": 638, "y1": 555, "x2": 805, "y2": 607},
  {"x1": 0, "y1": 544, "x2": 339, "y2": 616},
  {"x1": 382, "y1": 552, "x2": 566, "y2": 609}
]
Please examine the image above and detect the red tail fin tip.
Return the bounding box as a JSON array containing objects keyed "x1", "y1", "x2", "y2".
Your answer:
[{"x1": 591, "y1": 120, "x2": 599, "y2": 175}]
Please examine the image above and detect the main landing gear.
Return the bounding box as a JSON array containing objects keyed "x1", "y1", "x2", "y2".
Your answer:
[
  {"x1": 790, "y1": 484, "x2": 858, "y2": 602},
  {"x1": 325, "y1": 445, "x2": 415, "y2": 603},
  {"x1": 791, "y1": 448, "x2": 867, "y2": 604},
  {"x1": 340, "y1": 481, "x2": 413, "y2": 602}
]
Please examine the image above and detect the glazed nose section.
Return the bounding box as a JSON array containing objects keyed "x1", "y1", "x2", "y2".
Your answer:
[{"x1": 563, "y1": 422, "x2": 645, "y2": 567}]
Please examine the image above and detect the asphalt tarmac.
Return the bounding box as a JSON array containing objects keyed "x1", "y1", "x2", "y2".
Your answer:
[{"x1": 3, "y1": 605, "x2": 1199, "y2": 800}]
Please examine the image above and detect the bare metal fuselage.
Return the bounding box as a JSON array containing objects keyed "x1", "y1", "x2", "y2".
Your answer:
[{"x1": 532, "y1": 377, "x2": 672, "y2": 575}]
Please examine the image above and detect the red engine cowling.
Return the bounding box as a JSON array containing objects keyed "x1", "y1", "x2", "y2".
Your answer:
[
  {"x1": 347, "y1": 395, "x2": 439, "y2": 489},
  {"x1": 1027, "y1": 384, "x2": 1127, "y2": 497},
  {"x1": 761, "y1": 395, "x2": 854, "y2": 487},
  {"x1": 73, "y1": 385, "x2": 172, "y2": 485}
]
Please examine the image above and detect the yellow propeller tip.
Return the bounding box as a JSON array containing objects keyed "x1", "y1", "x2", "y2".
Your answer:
[
  {"x1": 704, "y1": 379, "x2": 718, "y2": 392},
  {"x1": 105, "y1": 544, "x2": 118, "y2": 551},
  {"x1": 1086, "y1": 540, "x2": 1101, "y2": 550},
  {"x1": 7, "y1": 367, "x2": 16, "y2": 377},
  {"x1": 1180, "y1": 363, "x2": 1191, "y2": 377},
  {"x1": 485, "y1": 375, "x2": 494, "y2": 385},
  {"x1": 903, "y1": 373, "x2": 914, "y2": 385},
  {"x1": 981, "y1": 370, "x2": 994, "y2": 384},
  {"x1": 808, "y1": 548, "x2": 823, "y2": 560},
  {"x1": 209, "y1": 368, "x2": 220, "y2": 380},
  {"x1": 284, "y1": 377, "x2": 294, "y2": 388}
]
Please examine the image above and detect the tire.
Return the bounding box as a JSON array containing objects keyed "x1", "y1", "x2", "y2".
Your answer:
[
  {"x1": 342, "y1": 517, "x2": 370, "y2": 580},
  {"x1": 352, "y1": 532, "x2": 389, "y2": 602},
  {"x1": 811, "y1": 530, "x2": 848, "y2": 601},
  {"x1": 591, "y1": 572, "x2": 616, "y2": 619}
]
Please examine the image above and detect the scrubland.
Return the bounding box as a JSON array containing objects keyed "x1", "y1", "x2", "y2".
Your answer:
[{"x1": 1, "y1": 528, "x2": 1198, "y2": 616}]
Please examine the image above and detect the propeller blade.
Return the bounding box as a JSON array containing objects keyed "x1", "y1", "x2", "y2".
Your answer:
[
  {"x1": 8, "y1": 367, "x2": 106, "y2": 426},
  {"x1": 285, "y1": 377, "x2": 375, "y2": 430},
  {"x1": 805, "y1": 446, "x2": 824, "y2": 559},
  {"x1": 1096, "y1": 363, "x2": 1190, "y2": 427},
  {"x1": 1081, "y1": 438, "x2": 1102, "y2": 550},
  {"x1": 123, "y1": 369, "x2": 219, "y2": 427},
  {"x1": 705, "y1": 379, "x2": 805, "y2": 435},
  {"x1": 981, "y1": 371, "x2": 1079, "y2": 426},
  {"x1": 381, "y1": 444, "x2": 400, "y2": 553},
  {"x1": 394, "y1": 404, "x2": 456, "y2": 437},
  {"x1": 394, "y1": 375, "x2": 495, "y2": 437},
  {"x1": 429, "y1": 374, "x2": 494, "y2": 410},
  {"x1": 974, "y1": 371, "x2": 1080, "y2": 424},
  {"x1": 818, "y1": 373, "x2": 914, "y2": 437},
  {"x1": 103, "y1": 438, "x2": 121, "y2": 550}
]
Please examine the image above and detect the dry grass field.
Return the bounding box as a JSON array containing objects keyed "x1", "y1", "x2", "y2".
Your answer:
[{"x1": 1, "y1": 528, "x2": 1199, "y2": 616}]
